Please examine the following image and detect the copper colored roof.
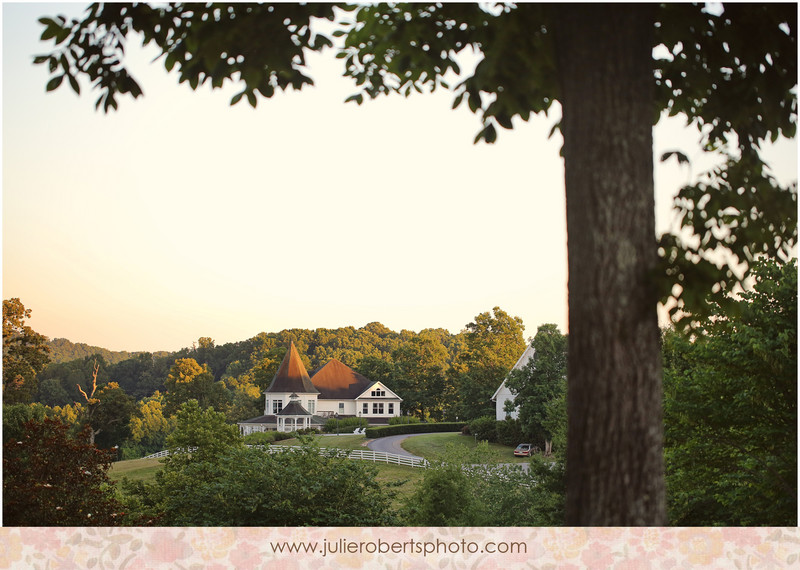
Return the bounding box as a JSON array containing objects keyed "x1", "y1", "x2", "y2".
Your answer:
[
  {"x1": 310, "y1": 358, "x2": 373, "y2": 400},
  {"x1": 265, "y1": 342, "x2": 319, "y2": 394}
]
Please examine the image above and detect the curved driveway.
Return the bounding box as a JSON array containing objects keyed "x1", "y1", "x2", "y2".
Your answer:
[
  {"x1": 366, "y1": 433, "x2": 430, "y2": 459},
  {"x1": 367, "y1": 432, "x2": 531, "y2": 473}
]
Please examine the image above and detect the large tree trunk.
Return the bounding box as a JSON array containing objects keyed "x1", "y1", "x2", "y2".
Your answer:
[{"x1": 554, "y1": 4, "x2": 666, "y2": 525}]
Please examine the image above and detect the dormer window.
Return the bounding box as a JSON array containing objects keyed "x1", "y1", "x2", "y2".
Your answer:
[{"x1": 371, "y1": 389, "x2": 386, "y2": 397}]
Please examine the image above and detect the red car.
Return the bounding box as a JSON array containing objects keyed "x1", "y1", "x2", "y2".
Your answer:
[{"x1": 514, "y1": 443, "x2": 534, "y2": 457}]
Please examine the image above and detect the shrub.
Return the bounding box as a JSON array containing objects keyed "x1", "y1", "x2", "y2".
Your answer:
[
  {"x1": 365, "y1": 422, "x2": 466, "y2": 439},
  {"x1": 3, "y1": 418, "x2": 123, "y2": 526},
  {"x1": 243, "y1": 431, "x2": 294, "y2": 445},
  {"x1": 495, "y1": 417, "x2": 526, "y2": 447},
  {"x1": 467, "y1": 416, "x2": 498, "y2": 443},
  {"x1": 323, "y1": 417, "x2": 368, "y2": 433},
  {"x1": 389, "y1": 416, "x2": 422, "y2": 425}
]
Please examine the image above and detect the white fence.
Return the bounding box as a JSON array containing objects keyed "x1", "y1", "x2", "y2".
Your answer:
[{"x1": 144, "y1": 445, "x2": 429, "y2": 468}]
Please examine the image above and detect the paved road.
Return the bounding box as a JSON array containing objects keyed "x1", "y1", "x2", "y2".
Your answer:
[
  {"x1": 366, "y1": 433, "x2": 429, "y2": 459},
  {"x1": 367, "y1": 432, "x2": 531, "y2": 473}
]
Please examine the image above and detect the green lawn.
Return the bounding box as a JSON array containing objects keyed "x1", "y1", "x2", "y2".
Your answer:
[
  {"x1": 109, "y1": 457, "x2": 164, "y2": 483},
  {"x1": 400, "y1": 432, "x2": 532, "y2": 464}
]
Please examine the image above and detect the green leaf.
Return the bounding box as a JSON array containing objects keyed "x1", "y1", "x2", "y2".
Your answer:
[
  {"x1": 164, "y1": 52, "x2": 177, "y2": 72},
  {"x1": 473, "y1": 123, "x2": 497, "y2": 144},
  {"x1": 67, "y1": 74, "x2": 80, "y2": 94},
  {"x1": 46, "y1": 75, "x2": 64, "y2": 92},
  {"x1": 41, "y1": 25, "x2": 59, "y2": 41},
  {"x1": 495, "y1": 112, "x2": 513, "y2": 129},
  {"x1": 55, "y1": 27, "x2": 71, "y2": 46},
  {"x1": 345, "y1": 93, "x2": 363, "y2": 105}
]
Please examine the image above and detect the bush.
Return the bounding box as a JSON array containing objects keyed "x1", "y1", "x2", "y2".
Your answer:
[
  {"x1": 124, "y1": 441, "x2": 399, "y2": 526},
  {"x1": 294, "y1": 427, "x2": 320, "y2": 435},
  {"x1": 389, "y1": 416, "x2": 422, "y2": 425},
  {"x1": 495, "y1": 417, "x2": 526, "y2": 447},
  {"x1": 323, "y1": 417, "x2": 368, "y2": 433},
  {"x1": 243, "y1": 431, "x2": 294, "y2": 445},
  {"x1": 4, "y1": 418, "x2": 123, "y2": 526},
  {"x1": 467, "y1": 416, "x2": 498, "y2": 443},
  {"x1": 365, "y1": 422, "x2": 466, "y2": 439}
]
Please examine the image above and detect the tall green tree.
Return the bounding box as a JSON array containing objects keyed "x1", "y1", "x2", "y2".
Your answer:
[
  {"x1": 504, "y1": 324, "x2": 567, "y2": 454},
  {"x1": 455, "y1": 307, "x2": 526, "y2": 420},
  {"x1": 663, "y1": 258, "x2": 797, "y2": 526},
  {"x1": 73, "y1": 360, "x2": 136, "y2": 448},
  {"x1": 163, "y1": 399, "x2": 242, "y2": 466},
  {"x1": 36, "y1": 3, "x2": 796, "y2": 525},
  {"x1": 3, "y1": 298, "x2": 51, "y2": 403},
  {"x1": 391, "y1": 331, "x2": 451, "y2": 420},
  {"x1": 128, "y1": 391, "x2": 176, "y2": 453},
  {"x1": 2, "y1": 403, "x2": 51, "y2": 443},
  {"x1": 163, "y1": 357, "x2": 228, "y2": 416}
]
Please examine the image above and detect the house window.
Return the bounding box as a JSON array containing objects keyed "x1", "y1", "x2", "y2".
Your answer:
[
  {"x1": 338, "y1": 403, "x2": 345, "y2": 413},
  {"x1": 308, "y1": 400, "x2": 315, "y2": 414},
  {"x1": 272, "y1": 400, "x2": 283, "y2": 414},
  {"x1": 388, "y1": 403, "x2": 394, "y2": 415},
  {"x1": 371, "y1": 389, "x2": 386, "y2": 397},
  {"x1": 363, "y1": 403, "x2": 369, "y2": 415},
  {"x1": 373, "y1": 402, "x2": 384, "y2": 415}
]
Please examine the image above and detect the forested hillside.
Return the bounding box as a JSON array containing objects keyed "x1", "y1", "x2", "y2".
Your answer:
[
  {"x1": 46, "y1": 337, "x2": 173, "y2": 366},
  {"x1": 19, "y1": 307, "x2": 527, "y2": 456}
]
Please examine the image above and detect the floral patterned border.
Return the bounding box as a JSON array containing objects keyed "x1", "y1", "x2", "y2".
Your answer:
[{"x1": 1, "y1": 527, "x2": 798, "y2": 569}]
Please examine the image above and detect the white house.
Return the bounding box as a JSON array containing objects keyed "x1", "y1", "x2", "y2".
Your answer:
[
  {"x1": 238, "y1": 342, "x2": 402, "y2": 434},
  {"x1": 491, "y1": 343, "x2": 536, "y2": 420}
]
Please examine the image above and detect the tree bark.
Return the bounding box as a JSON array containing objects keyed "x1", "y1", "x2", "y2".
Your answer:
[{"x1": 554, "y1": 4, "x2": 666, "y2": 525}]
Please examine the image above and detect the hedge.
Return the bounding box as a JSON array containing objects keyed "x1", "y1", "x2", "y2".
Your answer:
[
  {"x1": 365, "y1": 422, "x2": 467, "y2": 439},
  {"x1": 323, "y1": 417, "x2": 368, "y2": 433}
]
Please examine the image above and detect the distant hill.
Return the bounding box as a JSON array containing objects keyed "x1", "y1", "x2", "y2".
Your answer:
[{"x1": 46, "y1": 338, "x2": 171, "y2": 365}]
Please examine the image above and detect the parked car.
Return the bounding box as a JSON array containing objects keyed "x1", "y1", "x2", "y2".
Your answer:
[{"x1": 514, "y1": 443, "x2": 534, "y2": 457}]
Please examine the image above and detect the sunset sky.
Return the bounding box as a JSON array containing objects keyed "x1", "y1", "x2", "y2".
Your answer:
[{"x1": 3, "y1": 3, "x2": 797, "y2": 353}]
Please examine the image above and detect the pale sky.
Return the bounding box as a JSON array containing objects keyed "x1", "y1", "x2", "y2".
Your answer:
[{"x1": 3, "y1": 3, "x2": 797, "y2": 353}]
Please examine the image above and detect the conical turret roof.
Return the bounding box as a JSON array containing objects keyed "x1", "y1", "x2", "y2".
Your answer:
[{"x1": 266, "y1": 342, "x2": 319, "y2": 394}]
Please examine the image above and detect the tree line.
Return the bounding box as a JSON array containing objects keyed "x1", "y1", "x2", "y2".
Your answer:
[
  {"x1": 4, "y1": 305, "x2": 528, "y2": 458},
  {"x1": 3, "y1": 258, "x2": 796, "y2": 526}
]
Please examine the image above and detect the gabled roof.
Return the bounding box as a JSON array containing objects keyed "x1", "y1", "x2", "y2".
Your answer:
[
  {"x1": 266, "y1": 341, "x2": 319, "y2": 394},
  {"x1": 355, "y1": 381, "x2": 402, "y2": 402},
  {"x1": 277, "y1": 400, "x2": 312, "y2": 416},
  {"x1": 491, "y1": 343, "x2": 536, "y2": 401},
  {"x1": 310, "y1": 358, "x2": 372, "y2": 400}
]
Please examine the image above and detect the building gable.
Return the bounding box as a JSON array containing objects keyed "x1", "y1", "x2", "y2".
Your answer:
[
  {"x1": 355, "y1": 381, "x2": 402, "y2": 402},
  {"x1": 492, "y1": 343, "x2": 536, "y2": 420}
]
